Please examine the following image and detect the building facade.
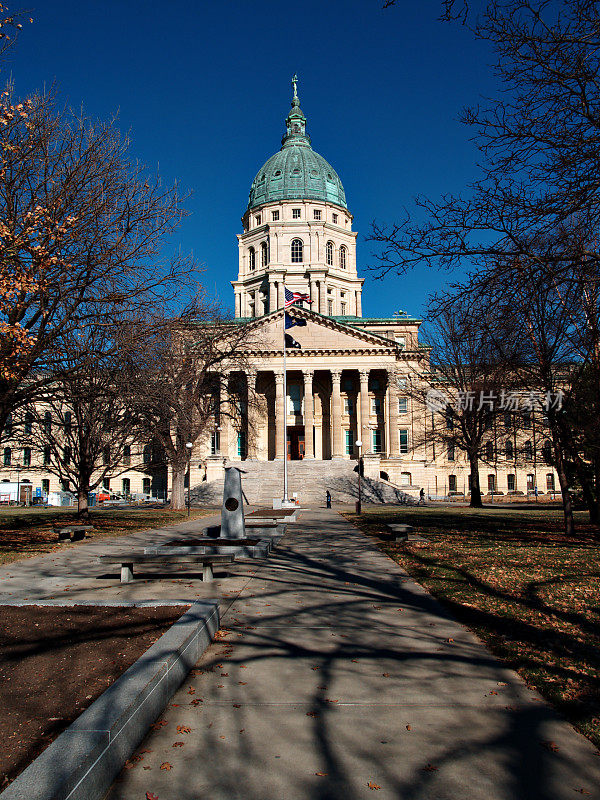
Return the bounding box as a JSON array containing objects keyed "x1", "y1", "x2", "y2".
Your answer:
[{"x1": 0, "y1": 81, "x2": 560, "y2": 503}]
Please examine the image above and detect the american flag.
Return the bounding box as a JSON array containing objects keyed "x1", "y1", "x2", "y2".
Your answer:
[{"x1": 284, "y1": 287, "x2": 312, "y2": 307}]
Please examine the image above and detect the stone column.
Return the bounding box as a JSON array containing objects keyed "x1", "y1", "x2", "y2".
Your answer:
[
  {"x1": 331, "y1": 369, "x2": 343, "y2": 459},
  {"x1": 274, "y1": 371, "x2": 285, "y2": 460},
  {"x1": 359, "y1": 369, "x2": 370, "y2": 454},
  {"x1": 220, "y1": 373, "x2": 231, "y2": 460},
  {"x1": 387, "y1": 371, "x2": 400, "y2": 457},
  {"x1": 319, "y1": 281, "x2": 326, "y2": 315},
  {"x1": 269, "y1": 280, "x2": 278, "y2": 312},
  {"x1": 303, "y1": 370, "x2": 314, "y2": 459},
  {"x1": 356, "y1": 290, "x2": 362, "y2": 317},
  {"x1": 277, "y1": 282, "x2": 285, "y2": 309},
  {"x1": 247, "y1": 369, "x2": 258, "y2": 459}
]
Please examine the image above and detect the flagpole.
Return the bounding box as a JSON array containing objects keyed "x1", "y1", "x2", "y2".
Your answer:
[{"x1": 283, "y1": 310, "x2": 288, "y2": 503}]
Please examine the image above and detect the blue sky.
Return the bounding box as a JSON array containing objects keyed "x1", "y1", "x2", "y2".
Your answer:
[{"x1": 6, "y1": 0, "x2": 495, "y2": 320}]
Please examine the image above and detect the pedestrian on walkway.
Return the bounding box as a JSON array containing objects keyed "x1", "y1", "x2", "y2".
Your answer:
[{"x1": 419, "y1": 487, "x2": 425, "y2": 504}]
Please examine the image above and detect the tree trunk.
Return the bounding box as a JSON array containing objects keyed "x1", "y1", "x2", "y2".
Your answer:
[
  {"x1": 469, "y1": 451, "x2": 482, "y2": 508},
  {"x1": 171, "y1": 463, "x2": 186, "y2": 510},
  {"x1": 77, "y1": 485, "x2": 90, "y2": 518},
  {"x1": 554, "y1": 449, "x2": 575, "y2": 536}
]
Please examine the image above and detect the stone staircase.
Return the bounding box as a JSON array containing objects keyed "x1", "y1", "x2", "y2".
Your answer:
[{"x1": 190, "y1": 460, "x2": 415, "y2": 506}]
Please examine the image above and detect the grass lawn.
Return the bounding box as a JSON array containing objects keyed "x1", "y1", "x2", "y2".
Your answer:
[
  {"x1": 0, "y1": 506, "x2": 213, "y2": 566},
  {"x1": 343, "y1": 505, "x2": 600, "y2": 750}
]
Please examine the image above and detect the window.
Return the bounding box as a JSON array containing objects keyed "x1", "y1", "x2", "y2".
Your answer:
[
  {"x1": 103, "y1": 478, "x2": 110, "y2": 490},
  {"x1": 399, "y1": 429, "x2": 409, "y2": 454},
  {"x1": 505, "y1": 440, "x2": 514, "y2": 460},
  {"x1": 343, "y1": 378, "x2": 354, "y2": 392},
  {"x1": 542, "y1": 440, "x2": 552, "y2": 464},
  {"x1": 249, "y1": 247, "x2": 256, "y2": 271},
  {"x1": 313, "y1": 209, "x2": 321, "y2": 220},
  {"x1": 41, "y1": 479, "x2": 49, "y2": 495},
  {"x1": 237, "y1": 431, "x2": 247, "y2": 458},
  {"x1": 345, "y1": 429, "x2": 353, "y2": 455},
  {"x1": 339, "y1": 245, "x2": 347, "y2": 269},
  {"x1": 398, "y1": 397, "x2": 408, "y2": 414},
  {"x1": 344, "y1": 397, "x2": 354, "y2": 414},
  {"x1": 143, "y1": 478, "x2": 151, "y2": 494},
  {"x1": 524, "y1": 440, "x2": 533, "y2": 460},
  {"x1": 123, "y1": 445, "x2": 131, "y2": 466},
  {"x1": 4, "y1": 414, "x2": 12, "y2": 437},
  {"x1": 272, "y1": 210, "x2": 279, "y2": 221},
  {"x1": 255, "y1": 214, "x2": 261, "y2": 226},
  {"x1": 504, "y1": 412, "x2": 512, "y2": 428},
  {"x1": 64, "y1": 411, "x2": 72, "y2": 433},
  {"x1": 507, "y1": 474, "x2": 516, "y2": 492},
  {"x1": 327, "y1": 299, "x2": 333, "y2": 316},
  {"x1": 522, "y1": 409, "x2": 532, "y2": 429},
  {"x1": 24, "y1": 412, "x2": 33, "y2": 435},
  {"x1": 340, "y1": 302, "x2": 346, "y2": 315},
  {"x1": 372, "y1": 429, "x2": 382, "y2": 454},
  {"x1": 325, "y1": 241, "x2": 334, "y2": 265},
  {"x1": 400, "y1": 471, "x2": 411, "y2": 486},
  {"x1": 3, "y1": 447, "x2": 11, "y2": 466},
  {"x1": 371, "y1": 397, "x2": 381, "y2": 415},
  {"x1": 43, "y1": 446, "x2": 51, "y2": 465},
  {"x1": 448, "y1": 475, "x2": 457, "y2": 492},
  {"x1": 261, "y1": 241, "x2": 268, "y2": 268},
  {"x1": 288, "y1": 384, "x2": 302, "y2": 414},
  {"x1": 448, "y1": 442, "x2": 455, "y2": 461},
  {"x1": 546, "y1": 473, "x2": 555, "y2": 491},
  {"x1": 291, "y1": 238, "x2": 303, "y2": 262},
  {"x1": 143, "y1": 444, "x2": 152, "y2": 464},
  {"x1": 292, "y1": 208, "x2": 301, "y2": 219},
  {"x1": 44, "y1": 412, "x2": 52, "y2": 435},
  {"x1": 63, "y1": 446, "x2": 71, "y2": 465},
  {"x1": 527, "y1": 473, "x2": 535, "y2": 492},
  {"x1": 488, "y1": 473, "x2": 496, "y2": 492},
  {"x1": 486, "y1": 441, "x2": 494, "y2": 460},
  {"x1": 332, "y1": 213, "x2": 338, "y2": 223},
  {"x1": 61, "y1": 480, "x2": 70, "y2": 492},
  {"x1": 446, "y1": 411, "x2": 454, "y2": 430},
  {"x1": 103, "y1": 446, "x2": 110, "y2": 466},
  {"x1": 23, "y1": 447, "x2": 31, "y2": 467},
  {"x1": 371, "y1": 378, "x2": 380, "y2": 390},
  {"x1": 395, "y1": 335, "x2": 406, "y2": 349},
  {"x1": 211, "y1": 431, "x2": 220, "y2": 455},
  {"x1": 122, "y1": 478, "x2": 130, "y2": 495}
]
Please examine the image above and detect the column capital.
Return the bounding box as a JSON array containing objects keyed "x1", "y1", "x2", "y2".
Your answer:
[
  {"x1": 330, "y1": 369, "x2": 343, "y2": 383},
  {"x1": 274, "y1": 371, "x2": 284, "y2": 385},
  {"x1": 359, "y1": 368, "x2": 370, "y2": 383},
  {"x1": 302, "y1": 369, "x2": 314, "y2": 381}
]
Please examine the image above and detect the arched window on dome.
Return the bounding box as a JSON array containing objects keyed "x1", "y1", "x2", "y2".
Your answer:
[
  {"x1": 248, "y1": 247, "x2": 256, "y2": 271},
  {"x1": 339, "y1": 245, "x2": 347, "y2": 269},
  {"x1": 291, "y1": 238, "x2": 303, "y2": 263},
  {"x1": 326, "y1": 241, "x2": 334, "y2": 266},
  {"x1": 261, "y1": 242, "x2": 268, "y2": 268}
]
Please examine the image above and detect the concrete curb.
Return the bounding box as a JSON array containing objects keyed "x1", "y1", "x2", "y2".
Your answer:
[{"x1": 1, "y1": 600, "x2": 220, "y2": 800}]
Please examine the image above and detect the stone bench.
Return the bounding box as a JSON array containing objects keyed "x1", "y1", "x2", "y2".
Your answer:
[
  {"x1": 385, "y1": 523, "x2": 414, "y2": 542},
  {"x1": 55, "y1": 525, "x2": 95, "y2": 542},
  {"x1": 98, "y1": 552, "x2": 235, "y2": 583}
]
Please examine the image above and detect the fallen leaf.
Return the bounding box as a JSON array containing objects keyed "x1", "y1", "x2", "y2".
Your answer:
[
  {"x1": 187, "y1": 687, "x2": 195, "y2": 695},
  {"x1": 177, "y1": 725, "x2": 191, "y2": 734},
  {"x1": 190, "y1": 698, "x2": 202, "y2": 706},
  {"x1": 146, "y1": 793, "x2": 158, "y2": 800},
  {"x1": 422, "y1": 764, "x2": 438, "y2": 772},
  {"x1": 151, "y1": 719, "x2": 167, "y2": 731},
  {"x1": 367, "y1": 782, "x2": 381, "y2": 789},
  {"x1": 542, "y1": 740, "x2": 559, "y2": 753},
  {"x1": 306, "y1": 711, "x2": 318, "y2": 717},
  {"x1": 160, "y1": 762, "x2": 172, "y2": 771},
  {"x1": 406, "y1": 724, "x2": 412, "y2": 731},
  {"x1": 172, "y1": 742, "x2": 185, "y2": 748},
  {"x1": 233, "y1": 703, "x2": 241, "y2": 708},
  {"x1": 574, "y1": 790, "x2": 591, "y2": 795},
  {"x1": 315, "y1": 772, "x2": 328, "y2": 777},
  {"x1": 221, "y1": 672, "x2": 229, "y2": 677},
  {"x1": 382, "y1": 673, "x2": 390, "y2": 678},
  {"x1": 238, "y1": 681, "x2": 247, "y2": 685}
]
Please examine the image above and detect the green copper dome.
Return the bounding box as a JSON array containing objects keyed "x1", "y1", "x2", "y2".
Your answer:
[{"x1": 247, "y1": 77, "x2": 348, "y2": 211}]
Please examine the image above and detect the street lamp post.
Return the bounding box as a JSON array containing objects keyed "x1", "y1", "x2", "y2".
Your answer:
[
  {"x1": 355, "y1": 440, "x2": 362, "y2": 514},
  {"x1": 185, "y1": 442, "x2": 193, "y2": 517},
  {"x1": 15, "y1": 463, "x2": 21, "y2": 506}
]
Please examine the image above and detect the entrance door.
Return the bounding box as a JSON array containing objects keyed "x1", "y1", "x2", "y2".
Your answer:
[{"x1": 287, "y1": 427, "x2": 305, "y2": 460}]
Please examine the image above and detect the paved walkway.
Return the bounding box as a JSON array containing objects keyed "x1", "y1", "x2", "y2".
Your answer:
[{"x1": 92, "y1": 508, "x2": 600, "y2": 800}]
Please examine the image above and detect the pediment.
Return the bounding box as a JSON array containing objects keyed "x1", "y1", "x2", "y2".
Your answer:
[{"x1": 245, "y1": 308, "x2": 395, "y2": 354}]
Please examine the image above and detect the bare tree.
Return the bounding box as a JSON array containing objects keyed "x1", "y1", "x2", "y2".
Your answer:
[
  {"x1": 128, "y1": 296, "x2": 261, "y2": 510},
  {"x1": 0, "y1": 88, "x2": 194, "y2": 439}
]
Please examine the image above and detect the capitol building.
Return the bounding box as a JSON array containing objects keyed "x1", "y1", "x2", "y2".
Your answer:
[{"x1": 0, "y1": 80, "x2": 560, "y2": 505}]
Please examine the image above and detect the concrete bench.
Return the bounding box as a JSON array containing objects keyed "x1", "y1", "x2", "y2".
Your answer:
[
  {"x1": 55, "y1": 525, "x2": 95, "y2": 542},
  {"x1": 98, "y1": 552, "x2": 235, "y2": 583},
  {"x1": 385, "y1": 523, "x2": 414, "y2": 542}
]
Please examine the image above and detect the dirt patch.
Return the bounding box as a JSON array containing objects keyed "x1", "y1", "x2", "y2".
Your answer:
[
  {"x1": 165, "y1": 538, "x2": 260, "y2": 546},
  {"x1": 0, "y1": 604, "x2": 189, "y2": 789},
  {"x1": 247, "y1": 509, "x2": 293, "y2": 518}
]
